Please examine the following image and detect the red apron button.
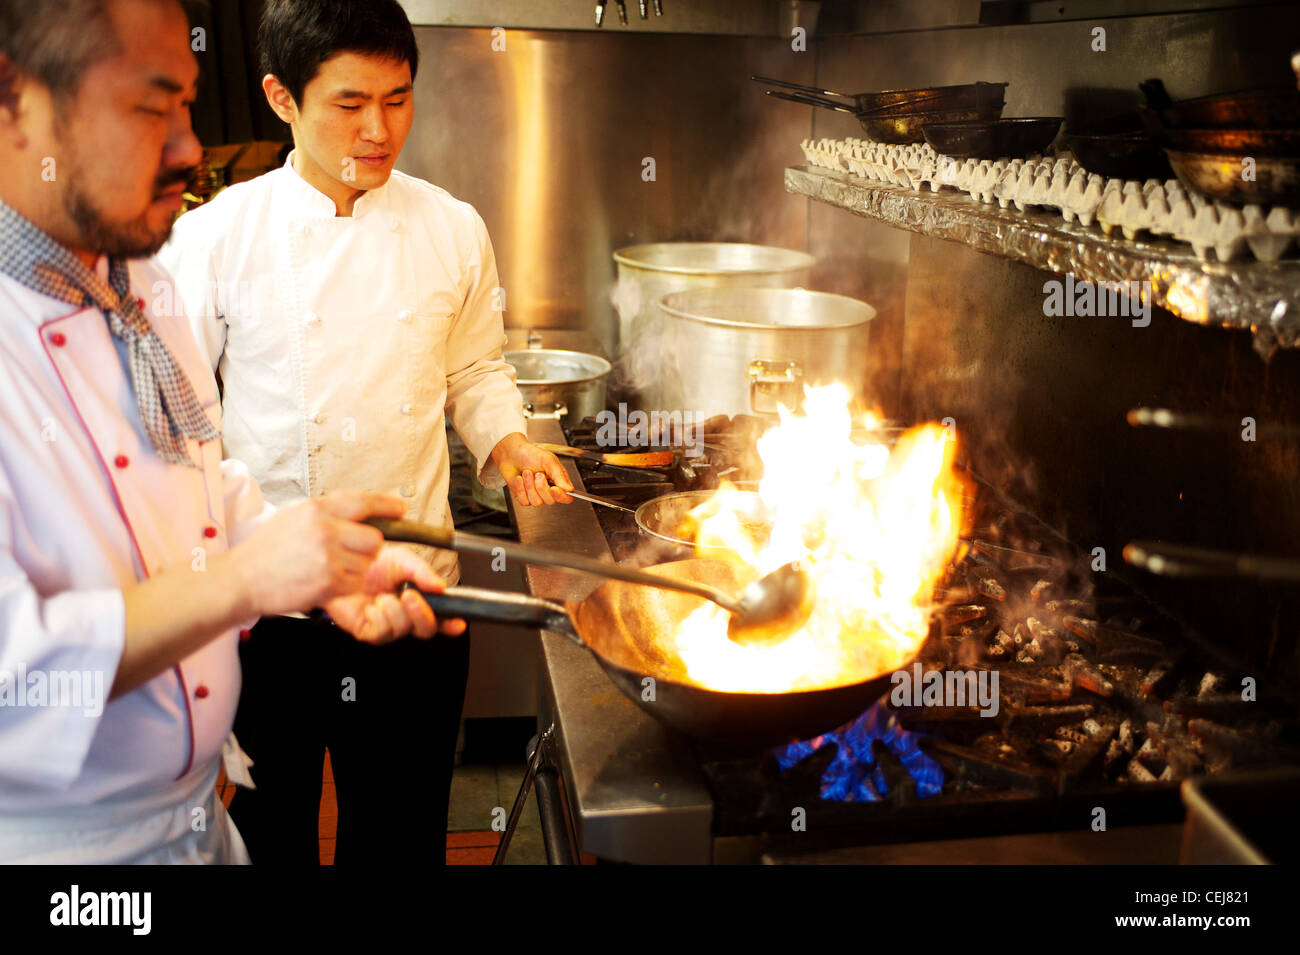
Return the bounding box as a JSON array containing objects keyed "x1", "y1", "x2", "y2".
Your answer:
[
  {"x1": 239, "y1": 628, "x2": 252, "y2": 642},
  {"x1": 113, "y1": 454, "x2": 129, "y2": 469},
  {"x1": 194, "y1": 685, "x2": 209, "y2": 699},
  {"x1": 48, "y1": 332, "x2": 67, "y2": 347},
  {"x1": 203, "y1": 525, "x2": 218, "y2": 539}
]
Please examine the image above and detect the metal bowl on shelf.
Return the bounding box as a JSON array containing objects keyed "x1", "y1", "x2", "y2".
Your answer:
[
  {"x1": 1164, "y1": 147, "x2": 1300, "y2": 206},
  {"x1": 921, "y1": 117, "x2": 1062, "y2": 159}
]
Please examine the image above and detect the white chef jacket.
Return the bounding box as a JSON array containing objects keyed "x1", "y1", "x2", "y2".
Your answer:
[
  {"x1": 159, "y1": 155, "x2": 527, "y2": 585},
  {"x1": 0, "y1": 258, "x2": 272, "y2": 862}
]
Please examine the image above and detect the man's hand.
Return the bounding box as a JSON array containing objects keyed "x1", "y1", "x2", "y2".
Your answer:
[
  {"x1": 230, "y1": 490, "x2": 464, "y2": 641},
  {"x1": 491, "y1": 432, "x2": 575, "y2": 507},
  {"x1": 115, "y1": 490, "x2": 466, "y2": 698},
  {"x1": 324, "y1": 544, "x2": 467, "y2": 644}
]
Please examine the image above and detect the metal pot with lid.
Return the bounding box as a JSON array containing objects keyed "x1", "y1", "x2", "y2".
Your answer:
[{"x1": 656, "y1": 287, "x2": 876, "y2": 419}]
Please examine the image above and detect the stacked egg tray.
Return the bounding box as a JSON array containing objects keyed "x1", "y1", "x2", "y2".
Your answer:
[{"x1": 799, "y1": 137, "x2": 1300, "y2": 264}]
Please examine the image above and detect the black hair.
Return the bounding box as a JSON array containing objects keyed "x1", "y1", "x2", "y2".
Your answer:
[
  {"x1": 258, "y1": 0, "x2": 419, "y2": 107},
  {"x1": 0, "y1": 0, "x2": 121, "y2": 101}
]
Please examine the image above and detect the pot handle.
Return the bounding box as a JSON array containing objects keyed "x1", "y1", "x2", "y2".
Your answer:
[
  {"x1": 748, "y1": 358, "x2": 803, "y2": 415},
  {"x1": 417, "y1": 586, "x2": 584, "y2": 645},
  {"x1": 523, "y1": 401, "x2": 569, "y2": 420}
]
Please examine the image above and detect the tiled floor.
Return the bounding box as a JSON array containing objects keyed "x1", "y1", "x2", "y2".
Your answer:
[{"x1": 218, "y1": 748, "x2": 548, "y2": 865}]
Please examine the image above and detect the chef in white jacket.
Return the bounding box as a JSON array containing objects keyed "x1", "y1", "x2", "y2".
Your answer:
[
  {"x1": 0, "y1": 0, "x2": 453, "y2": 864},
  {"x1": 159, "y1": 0, "x2": 575, "y2": 864}
]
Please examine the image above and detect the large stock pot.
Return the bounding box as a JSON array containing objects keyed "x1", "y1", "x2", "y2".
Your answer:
[
  {"x1": 656, "y1": 287, "x2": 876, "y2": 419},
  {"x1": 611, "y1": 243, "x2": 815, "y2": 407}
]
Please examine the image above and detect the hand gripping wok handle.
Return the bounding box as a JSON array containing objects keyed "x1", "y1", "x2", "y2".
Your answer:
[{"x1": 418, "y1": 586, "x2": 584, "y2": 646}]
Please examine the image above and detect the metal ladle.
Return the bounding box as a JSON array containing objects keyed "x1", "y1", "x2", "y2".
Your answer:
[{"x1": 365, "y1": 517, "x2": 813, "y2": 646}]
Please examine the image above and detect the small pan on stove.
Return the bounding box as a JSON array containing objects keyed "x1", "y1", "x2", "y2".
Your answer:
[
  {"x1": 569, "y1": 487, "x2": 771, "y2": 559},
  {"x1": 419, "y1": 558, "x2": 898, "y2": 747}
]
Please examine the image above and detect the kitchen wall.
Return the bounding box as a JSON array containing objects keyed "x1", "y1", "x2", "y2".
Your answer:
[{"x1": 396, "y1": 28, "x2": 817, "y2": 354}]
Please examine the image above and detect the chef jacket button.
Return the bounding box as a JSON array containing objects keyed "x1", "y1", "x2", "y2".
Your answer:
[
  {"x1": 203, "y1": 525, "x2": 218, "y2": 539},
  {"x1": 397, "y1": 309, "x2": 413, "y2": 323},
  {"x1": 400, "y1": 485, "x2": 415, "y2": 498},
  {"x1": 113, "y1": 454, "x2": 129, "y2": 469},
  {"x1": 313, "y1": 412, "x2": 325, "y2": 425},
  {"x1": 49, "y1": 331, "x2": 67, "y2": 347},
  {"x1": 400, "y1": 402, "x2": 413, "y2": 415},
  {"x1": 239, "y1": 628, "x2": 252, "y2": 642},
  {"x1": 194, "y1": 684, "x2": 210, "y2": 699}
]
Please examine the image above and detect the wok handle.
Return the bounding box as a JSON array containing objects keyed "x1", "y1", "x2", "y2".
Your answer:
[
  {"x1": 1139, "y1": 78, "x2": 1174, "y2": 110},
  {"x1": 751, "y1": 74, "x2": 855, "y2": 101},
  {"x1": 417, "y1": 586, "x2": 584, "y2": 645},
  {"x1": 764, "y1": 88, "x2": 857, "y2": 114},
  {"x1": 1123, "y1": 540, "x2": 1300, "y2": 584}
]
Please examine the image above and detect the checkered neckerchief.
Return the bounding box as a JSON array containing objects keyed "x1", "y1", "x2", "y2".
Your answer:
[{"x1": 0, "y1": 199, "x2": 218, "y2": 466}]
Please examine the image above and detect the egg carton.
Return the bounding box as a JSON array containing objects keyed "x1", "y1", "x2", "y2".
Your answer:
[{"x1": 799, "y1": 137, "x2": 1300, "y2": 263}]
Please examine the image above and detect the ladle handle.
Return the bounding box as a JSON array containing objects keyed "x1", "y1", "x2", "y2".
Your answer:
[{"x1": 367, "y1": 517, "x2": 743, "y2": 613}]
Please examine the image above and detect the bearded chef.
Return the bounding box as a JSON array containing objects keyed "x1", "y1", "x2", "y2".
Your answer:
[
  {"x1": 0, "y1": 0, "x2": 456, "y2": 864},
  {"x1": 159, "y1": 0, "x2": 575, "y2": 865}
]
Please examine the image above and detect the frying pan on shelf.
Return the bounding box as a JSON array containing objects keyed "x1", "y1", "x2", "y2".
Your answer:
[
  {"x1": 764, "y1": 87, "x2": 1007, "y2": 144},
  {"x1": 753, "y1": 75, "x2": 1008, "y2": 115},
  {"x1": 921, "y1": 117, "x2": 1062, "y2": 159},
  {"x1": 1138, "y1": 78, "x2": 1300, "y2": 132}
]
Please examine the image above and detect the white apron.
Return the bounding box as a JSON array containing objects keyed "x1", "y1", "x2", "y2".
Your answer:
[{"x1": 0, "y1": 757, "x2": 248, "y2": 865}]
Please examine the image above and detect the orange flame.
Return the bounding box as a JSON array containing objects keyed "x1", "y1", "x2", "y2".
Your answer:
[{"x1": 670, "y1": 384, "x2": 967, "y2": 693}]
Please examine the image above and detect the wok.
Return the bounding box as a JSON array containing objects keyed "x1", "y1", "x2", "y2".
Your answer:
[
  {"x1": 765, "y1": 88, "x2": 1006, "y2": 144},
  {"x1": 753, "y1": 75, "x2": 1008, "y2": 115},
  {"x1": 1138, "y1": 78, "x2": 1300, "y2": 132},
  {"x1": 921, "y1": 117, "x2": 1062, "y2": 159},
  {"x1": 1164, "y1": 148, "x2": 1300, "y2": 206},
  {"x1": 420, "y1": 558, "x2": 898, "y2": 747},
  {"x1": 1063, "y1": 114, "x2": 1173, "y2": 180}
]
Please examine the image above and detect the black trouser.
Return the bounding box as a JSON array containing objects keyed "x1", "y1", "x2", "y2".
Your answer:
[{"x1": 229, "y1": 615, "x2": 470, "y2": 865}]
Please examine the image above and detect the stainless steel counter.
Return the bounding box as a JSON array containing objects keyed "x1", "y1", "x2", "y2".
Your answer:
[{"x1": 514, "y1": 417, "x2": 713, "y2": 864}]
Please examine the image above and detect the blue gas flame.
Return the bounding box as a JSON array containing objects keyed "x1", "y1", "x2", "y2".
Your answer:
[{"x1": 774, "y1": 703, "x2": 944, "y2": 802}]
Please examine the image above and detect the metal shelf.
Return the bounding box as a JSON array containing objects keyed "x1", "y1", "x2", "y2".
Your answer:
[{"x1": 786, "y1": 164, "x2": 1300, "y2": 355}]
